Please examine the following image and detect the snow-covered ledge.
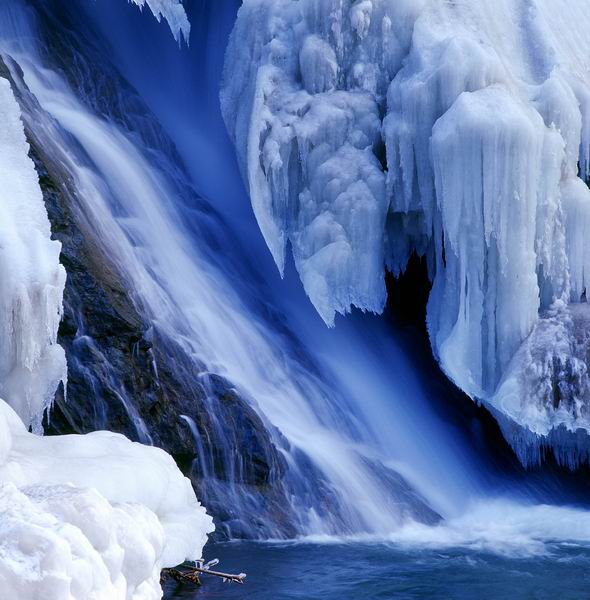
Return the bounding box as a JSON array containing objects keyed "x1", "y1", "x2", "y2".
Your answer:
[{"x1": 221, "y1": 0, "x2": 590, "y2": 466}]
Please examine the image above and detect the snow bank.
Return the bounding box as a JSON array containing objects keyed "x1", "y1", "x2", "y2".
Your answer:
[
  {"x1": 0, "y1": 76, "x2": 66, "y2": 433},
  {"x1": 0, "y1": 398, "x2": 214, "y2": 599},
  {"x1": 128, "y1": 0, "x2": 190, "y2": 44},
  {"x1": 222, "y1": 0, "x2": 590, "y2": 464}
]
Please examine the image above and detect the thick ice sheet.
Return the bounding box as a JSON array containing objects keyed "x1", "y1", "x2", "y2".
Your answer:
[{"x1": 222, "y1": 0, "x2": 590, "y2": 462}]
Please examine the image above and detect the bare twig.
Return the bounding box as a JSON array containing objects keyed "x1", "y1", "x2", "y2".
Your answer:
[
  {"x1": 161, "y1": 568, "x2": 201, "y2": 586},
  {"x1": 161, "y1": 559, "x2": 246, "y2": 587},
  {"x1": 190, "y1": 565, "x2": 246, "y2": 584}
]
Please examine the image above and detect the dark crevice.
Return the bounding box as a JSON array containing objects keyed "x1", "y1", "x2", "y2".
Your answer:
[{"x1": 383, "y1": 254, "x2": 590, "y2": 504}]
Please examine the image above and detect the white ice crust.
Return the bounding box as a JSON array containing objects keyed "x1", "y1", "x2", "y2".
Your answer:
[
  {"x1": 489, "y1": 301, "x2": 590, "y2": 468},
  {"x1": 0, "y1": 398, "x2": 214, "y2": 599},
  {"x1": 222, "y1": 0, "x2": 590, "y2": 460}
]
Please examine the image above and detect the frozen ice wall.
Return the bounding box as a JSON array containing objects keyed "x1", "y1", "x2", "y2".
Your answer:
[
  {"x1": 222, "y1": 0, "x2": 590, "y2": 464},
  {"x1": 0, "y1": 76, "x2": 66, "y2": 432},
  {"x1": 490, "y1": 301, "x2": 590, "y2": 468},
  {"x1": 221, "y1": 0, "x2": 420, "y2": 324}
]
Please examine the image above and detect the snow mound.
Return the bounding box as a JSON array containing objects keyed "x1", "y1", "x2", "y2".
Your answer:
[
  {"x1": 0, "y1": 76, "x2": 66, "y2": 433},
  {"x1": 128, "y1": 0, "x2": 190, "y2": 44},
  {"x1": 222, "y1": 0, "x2": 590, "y2": 464},
  {"x1": 0, "y1": 398, "x2": 214, "y2": 599}
]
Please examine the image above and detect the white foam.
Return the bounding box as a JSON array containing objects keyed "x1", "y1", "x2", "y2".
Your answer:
[{"x1": 285, "y1": 499, "x2": 590, "y2": 558}]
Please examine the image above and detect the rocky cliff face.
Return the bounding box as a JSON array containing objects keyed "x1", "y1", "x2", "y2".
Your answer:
[
  {"x1": 35, "y1": 130, "x2": 295, "y2": 538},
  {"x1": 0, "y1": 50, "x2": 298, "y2": 539}
]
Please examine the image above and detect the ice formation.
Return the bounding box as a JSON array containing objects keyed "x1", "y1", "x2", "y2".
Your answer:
[
  {"x1": 222, "y1": 0, "x2": 590, "y2": 464},
  {"x1": 0, "y1": 397, "x2": 214, "y2": 599},
  {"x1": 128, "y1": 0, "x2": 190, "y2": 44},
  {"x1": 0, "y1": 76, "x2": 66, "y2": 432},
  {"x1": 0, "y1": 73, "x2": 213, "y2": 598},
  {"x1": 489, "y1": 301, "x2": 590, "y2": 468}
]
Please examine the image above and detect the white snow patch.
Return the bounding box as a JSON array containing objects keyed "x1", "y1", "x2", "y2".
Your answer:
[{"x1": 0, "y1": 398, "x2": 214, "y2": 599}]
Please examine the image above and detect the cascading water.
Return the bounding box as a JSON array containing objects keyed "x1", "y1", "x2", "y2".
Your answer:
[
  {"x1": 2, "y1": 2, "x2": 508, "y2": 535},
  {"x1": 0, "y1": 0, "x2": 489, "y2": 541},
  {"x1": 77, "y1": 0, "x2": 496, "y2": 507},
  {"x1": 2, "y1": 0, "x2": 590, "y2": 561}
]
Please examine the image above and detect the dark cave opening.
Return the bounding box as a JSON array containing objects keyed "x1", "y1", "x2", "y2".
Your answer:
[
  {"x1": 383, "y1": 254, "x2": 590, "y2": 505},
  {"x1": 384, "y1": 254, "x2": 519, "y2": 470}
]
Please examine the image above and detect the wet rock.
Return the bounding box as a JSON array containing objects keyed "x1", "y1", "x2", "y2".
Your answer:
[{"x1": 26, "y1": 125, "x2": 295, "y2": 539}]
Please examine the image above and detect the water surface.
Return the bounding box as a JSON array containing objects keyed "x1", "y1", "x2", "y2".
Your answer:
[{"x1": 164, "y1": 540, "x2": 590, "y2": 599}]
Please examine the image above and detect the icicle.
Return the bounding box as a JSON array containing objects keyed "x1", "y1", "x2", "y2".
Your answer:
[
  {"x1": 128, "y1": 0, "x2": 191, "y2": 44},
  {"x1": 0, "y1": 77, "x2": 66, "y2": 429}
]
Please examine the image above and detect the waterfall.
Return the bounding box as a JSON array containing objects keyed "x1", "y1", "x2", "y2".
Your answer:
[{"x1": 2, "y1": 0, "x2": 581, "y2": 545}]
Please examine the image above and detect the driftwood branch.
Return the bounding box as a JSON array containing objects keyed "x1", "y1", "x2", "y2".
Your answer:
[{"x1": 161, "y1": 559, "x2": 246, "y2": 587}]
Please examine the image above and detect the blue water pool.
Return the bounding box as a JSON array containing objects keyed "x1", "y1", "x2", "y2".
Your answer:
[{"x1": 163, "y1": 540, "x2": 590, "y2": 599}]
